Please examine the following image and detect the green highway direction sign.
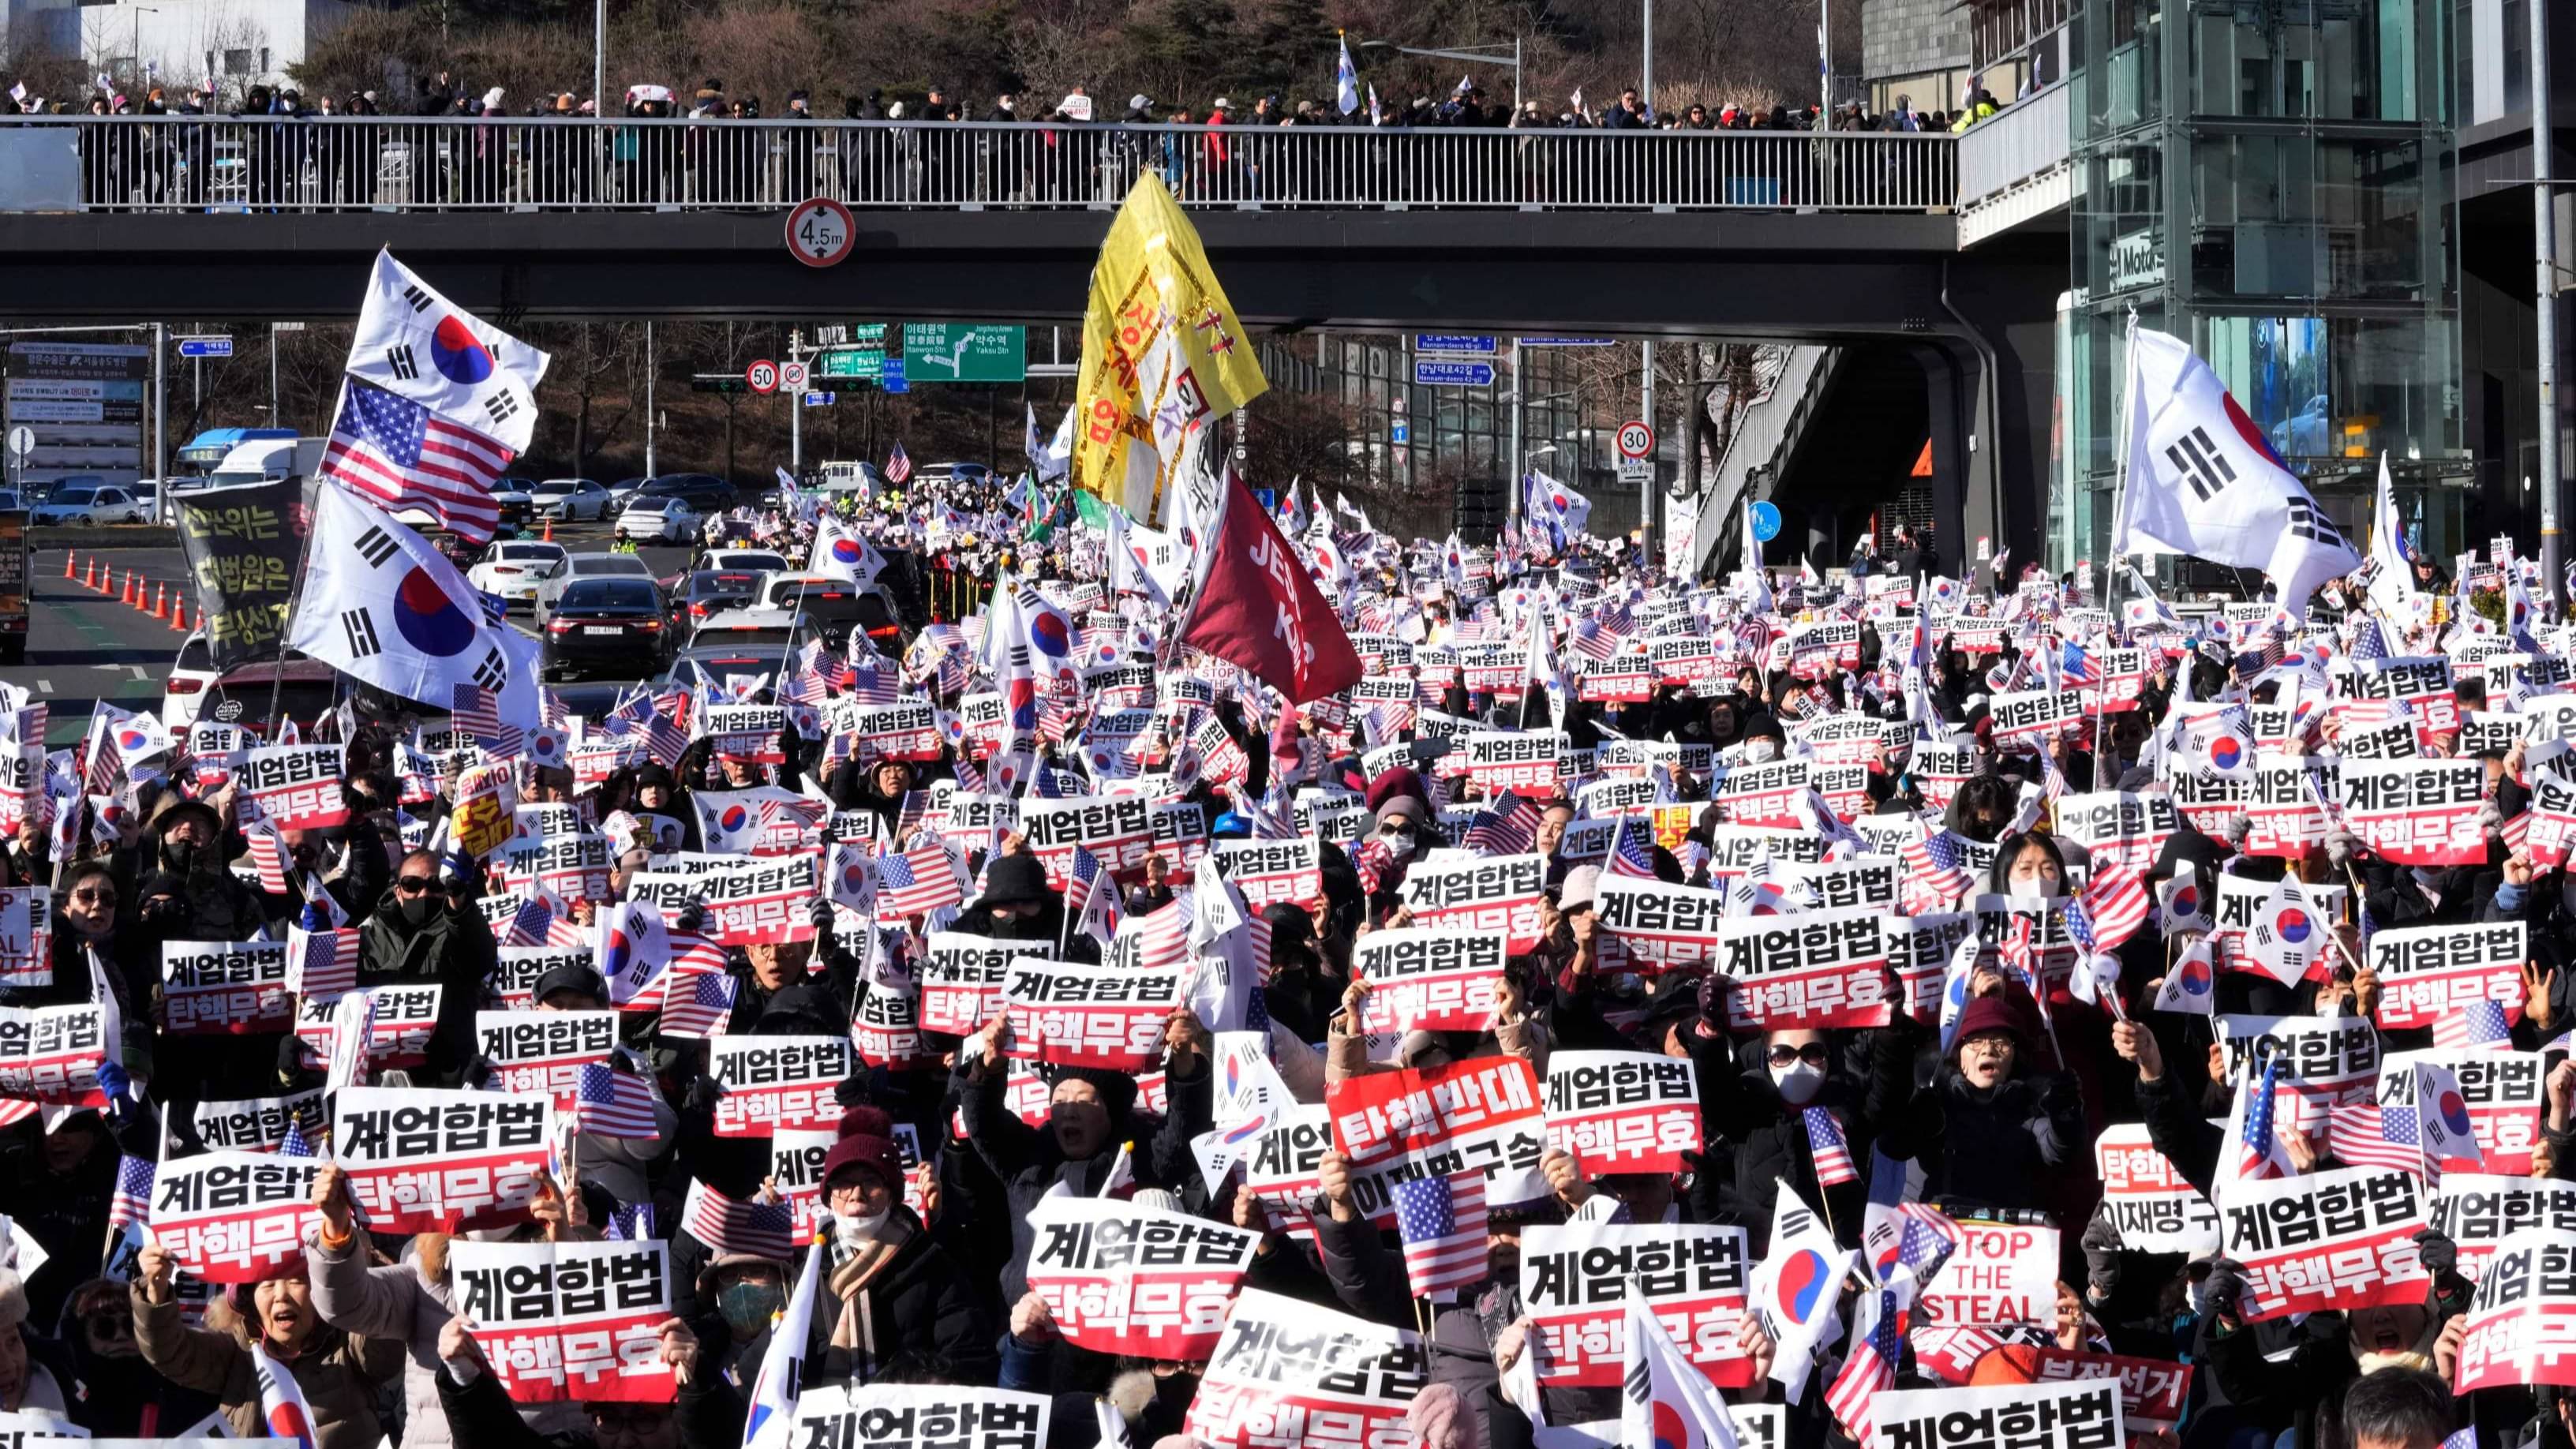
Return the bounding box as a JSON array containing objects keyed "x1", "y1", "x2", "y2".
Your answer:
[
  {"x1": 901, "y1": 324, "x2": 1028, "y2": 384},
  {"x1": 818, "y1": 348, "x2": 884, "y2": 382}
]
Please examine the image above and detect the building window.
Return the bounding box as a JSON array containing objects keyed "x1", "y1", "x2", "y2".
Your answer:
[
  {"x1": 258, "y1": 47, "x2": 270, "y2": 74},
  {"x1": 223, "y1": 49, "x2": 252, "y2": 75}
]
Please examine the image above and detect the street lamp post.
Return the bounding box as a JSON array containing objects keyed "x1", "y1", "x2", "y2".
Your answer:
[{"x1": 130, "y1": 8, "x2": 159, "y2": 85}]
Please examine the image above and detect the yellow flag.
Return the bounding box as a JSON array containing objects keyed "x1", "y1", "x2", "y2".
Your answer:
[{"x1": 1071, "y1": 173, "x2": 1268, "y2": 518}]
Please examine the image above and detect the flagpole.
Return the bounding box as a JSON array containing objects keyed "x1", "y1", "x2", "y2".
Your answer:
[{"x1": 2100, "y1": 312, "x2": 2140, "y2": 617}]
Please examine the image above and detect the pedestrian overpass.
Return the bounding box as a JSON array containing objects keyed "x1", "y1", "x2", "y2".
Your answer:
[{"x1": 0, "y1": 115, "x2": 2068, "y2": 569}]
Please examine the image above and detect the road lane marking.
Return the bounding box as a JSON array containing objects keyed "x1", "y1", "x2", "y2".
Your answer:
[{"x1": 36, "y1": 680, "x2": 51, "y2": 694}]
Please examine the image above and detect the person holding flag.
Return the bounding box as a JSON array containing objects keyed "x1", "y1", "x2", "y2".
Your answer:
[{"x1": 133, "y1": 1235, "x2": 401, "y2": 1449}]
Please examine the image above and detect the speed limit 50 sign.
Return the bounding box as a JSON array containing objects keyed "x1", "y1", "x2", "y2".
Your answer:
[
  {"x1": 784, "y1": 197, "x2": 856, "y2": 268},
  {"x1": 746, "y1": 360, "x2": 781, "y2": 394}
]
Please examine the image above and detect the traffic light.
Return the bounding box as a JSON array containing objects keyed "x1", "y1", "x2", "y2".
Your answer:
[{"x1": 692, "y1": 376, "x2": 750, "y2": 395}]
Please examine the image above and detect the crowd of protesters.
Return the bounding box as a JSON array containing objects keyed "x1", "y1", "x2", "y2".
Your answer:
[{"x1": 0, "y1": 418, "x2": 2556, "y2": 1449}]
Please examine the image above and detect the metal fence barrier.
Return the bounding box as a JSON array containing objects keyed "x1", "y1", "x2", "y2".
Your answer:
[{"x1": 3, "y1": 116, "x2": 1960, "y2": 214}]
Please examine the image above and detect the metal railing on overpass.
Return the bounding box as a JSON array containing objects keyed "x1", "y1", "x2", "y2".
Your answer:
[{"x1": 0, "y1": 115, "x2": 1959, "y2": 215}]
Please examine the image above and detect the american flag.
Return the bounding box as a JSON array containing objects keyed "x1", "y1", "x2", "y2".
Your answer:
[
  {"x1": 575, "y1": 1061, "x2": 661, "y2": 1138},
  {"x1": 681, "y1": 1179, "x2": 794, "y2": 1260},
  {"x1": 1804, "y1": 1106, "x2": 1859, "y2": 1187},
  {"x1": 245, "y1": 824, "x2": 290, "y2": 895},
  {"x1": 845, "y1": 653, "x2": 900, "y2": 706},
  {"x1": 107, "y1": 1153, "x2": 155, "y2": 1230},
  {"x1": 1825, "y1": 1286, "x2": 1904, "y2": 1447},
  {"x1": 2076, "y1": 863, "x2": 2151, "y2": 951},
  {"x1": 451, "y1": 683, "x2": 524, "y2": 760},
  {"x1": 2240, "y1": 1058, "x2": 2290, "y2": 1181},
  {"x1": 878, "y1": 844, "x2": 968, "y2": 917},
  {"x1": 1391, "y1": 1173, "x2": 1489, "y2": 1296},
  {"x1": 1606, "y1": 813, "x2": 1657, "y2": 878},
  {"x1": 279, "y1": 1121, "x2": 317, "y2": 1158},
  {"x1": 286, "y1": 925, "x2": 359, "y2": 1000},
  {"x1": 657, "y1": 968, "x2": 736, "y2": 1039},
  {"x1": 1126, "y1": 898, "x2": 1193, "y2": 970},
  {"x1": 2327, "y1": 1100, "x2": 2421, "y2": 1174},
  {"x1": 2059, "y1": 639, "x2": 2099, "y2": 687},
  {"x1": 1571, "y1": 604, "x2": 1634, "y2": 662},
  {"x1": 320, "y1": 378, "x2": 508, "y2": 545},
  {"x1": 885, "y1": 442, "x2": 914, "y2": 485},
  {"x1": 604, "y1": 1203, "x2": 655, "y2": 1241},
  {"x1": 499, "y1": 895, "x2": 555, "y2": 946},
  {"x1": 1891, "y1": 1203, "x2": 1960, "y2": 1284},
  {"x1": 1064, "y1": 846, "x2": 1106, "y2": 932},
  {"x1": 2349, "y1": 616, "x2": 2390, "y2": 665},
  {"x1": 2433, "y1": 998, "x2": 2514, "y2": 1051},
  {"x1": 671, "y1": 928, "x2": 728, "y2": 975},
  {"x1": 1901, "y1": 828, "x2": 1974, "y2": 911},
  {"x1": 1349, "y1": 836, "x2": 1392, "y2": 893},
  {"x1": 1465, "y1": 792, "x2": 1541, "y2": 856}
]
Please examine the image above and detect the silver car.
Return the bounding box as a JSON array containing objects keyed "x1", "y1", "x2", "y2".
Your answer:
[{"x1": 533, "y1": 551, "x2": 657, "y2": 627}]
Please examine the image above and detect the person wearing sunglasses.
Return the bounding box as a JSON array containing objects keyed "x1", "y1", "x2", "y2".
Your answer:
[
  {"x1": 354, "y1": 848, "x2": 497, "y2": 1087},
  {"x1": 1686, "y1": 1002, "x2": 1918, "y2": 1254}
]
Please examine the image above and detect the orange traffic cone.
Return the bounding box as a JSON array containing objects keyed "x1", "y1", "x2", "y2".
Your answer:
[
  {"x1": 542, "y1": 514, "x2": 554, "y2": 543},
  {"x1": 80, "y1": 558, "x2": 97, "y2": 590},
  {"x1": 170, "y1": 600, "x2": 189, "y2": 632},
  {"x1": 118, "y1": 571, "x2": 132, "y2": 605},
  {"x1": 150, "y1": 582, "x2": 167, "y2": 620},
  {"x1": 62, "y1": 550, "x2": 76, "y2": 580}
]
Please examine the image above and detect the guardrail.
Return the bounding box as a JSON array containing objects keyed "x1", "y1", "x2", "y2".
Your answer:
[
  {"x1": 1955, "y1": 84, "x2": 2069, "y2": 208},
  {"x1": 0, "y1": 116, "x2": 1959, "y2": 214}
]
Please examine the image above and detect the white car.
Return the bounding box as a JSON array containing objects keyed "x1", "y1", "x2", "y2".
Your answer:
[
  {"x1": 616, "y1": 495, "x2": 698, "y2": 545},
  {"x1": 31, "y1": 484, "x2": 148, "y2": 526},
  {"x1": 532, "y1": 478, "x2": 612, "y2": 522},
  {"x1": 162, "y1": 631, "x2": 221, "y2": 728},
  {"x1": 467, "y1": 540, "x2": 571, "y2": 609},
  {"x1": 702, "y1": 549, "x2": 790, "y2": 576}
]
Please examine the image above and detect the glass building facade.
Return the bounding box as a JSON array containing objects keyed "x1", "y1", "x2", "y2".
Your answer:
[{"x1": 2058, "y1": 0, "x2": 2466, "y2": 575}]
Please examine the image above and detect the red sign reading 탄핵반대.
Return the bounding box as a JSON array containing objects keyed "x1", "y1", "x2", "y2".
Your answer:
[
  {"x1": 147, "y1": 1149, "x2": 325, "y2": 1283},
  {"x1": 1024, "y1": 1196, "x2": 1263, "y2": 1361},
  {"x1": 328, "y1": 1086, "x2": 554, "y2": 1234},
  {"x1": 1327, "y1": 1054, "x2": 1548, "y2": 1208},
  {"x1": 449, "y1": 1239, "x2": 676, "y2": 1404},
  {"x1": 1182, "y1": 1290, "x2": 1425, "y2": 1449},
  {"x1": 1518, "y1": 1221, "x2": 1754, "y2": 1389},
  {"x1": 2218, "y1": 1166, "x2": 2431, "y2": 1320}
]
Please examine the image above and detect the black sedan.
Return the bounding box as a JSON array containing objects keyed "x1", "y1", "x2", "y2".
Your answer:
[
  {"x1": 541, "y1": 578, "x2": 672, "y2": 680},
  {"x1": 680, "y1": 569, "x2": 768, "y2": 630}
]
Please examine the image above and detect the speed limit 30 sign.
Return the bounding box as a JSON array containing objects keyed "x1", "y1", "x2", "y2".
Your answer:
[
  {"x1": 784, "y1": 197, "x2": 856, "y2": 268},
  {"x1": 746, "y1": 360, "x2": 781, "y2": 394},
  {"x1": 1616, "y1": 420, "x2": 1656, "y2": 461}
]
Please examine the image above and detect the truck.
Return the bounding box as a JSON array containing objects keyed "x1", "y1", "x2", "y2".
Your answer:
[{"x1": 200, "y1": 437, "x2": 328, "y2": 489}]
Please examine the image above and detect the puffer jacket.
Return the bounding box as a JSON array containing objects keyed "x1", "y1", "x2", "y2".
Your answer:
[
  {"x1": 304, "y1": 1227, "x2": 590, "y2": 1449},
  {"x1": 766, "y1": 1207, "x2": 995, "y2": 1387},
  {"x1": 132, "y1": 1280, "x2": 405, "y2": 1449}
]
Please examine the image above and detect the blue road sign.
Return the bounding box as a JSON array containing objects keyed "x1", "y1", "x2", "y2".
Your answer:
[
  {"x1": 1516, "y1": 336, "x2": 1618, "y2": 347},
  {"x1": 1750, "y1": 500, "x2": 1783, "y2": 542},
  {"x1": 803, "y1": 391, "x2": 835, "y2": 406},
  {"x1": 1254, "y1": 489, "x2": 1277, "y2": 512},
  {"x1": 881, "y1": 358, "x2": 908, "y2": 394},
  {"x1": 1413, "y1": 359, "x2": 1496, "y2": 388},
  {"x1": 1413, "y1": 334, "x2": 1497, "y2": 355},
  {"x1": 1390, "y1": 419, "x2": 1411, "y2": 444},
  {"x1": 176, "y1": 337, "x2": 233, "y2": 358}
]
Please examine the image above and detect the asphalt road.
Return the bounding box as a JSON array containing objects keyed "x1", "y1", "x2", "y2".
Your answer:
[{"x1": 20, "y1": 521, "x2": 698, "y2": 746}]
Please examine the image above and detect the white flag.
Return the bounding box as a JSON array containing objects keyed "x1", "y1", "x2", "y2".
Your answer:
[
  {"x1": 285, "y1": 485, "x2": 539, "y2": 726},
  {"x1": 2114, "y1": 326, "x2": 2360, "y2": 614},
  {"x1": 1622, "y1": 1295, "x2": 1742, "y2": 1449},
  {"x1": 345, "y1": 249, "x2": 551, "y2": 453}
]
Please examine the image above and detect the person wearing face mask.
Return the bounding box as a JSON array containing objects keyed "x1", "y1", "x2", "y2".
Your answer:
[
  {"x1": 1690, "y1": 1017, "x2": 1913, "y2": 1250},
  {"x1": 748, "y1": 1105, "x2": 991, "y2": 1387},
  {"x1": 357, "y1": 848, "x2": 498, "y2": 1086},
  {"x1": 1736, "y1": 716, "x2": 1786, "y2": 765},
  {"x1": 133, "y1": 1240, "x2": 402, "y2": 1449},
  {"x1": 137, "y1": 794, "x2": 267, "y2": 939},
  {"x1": 620, "y1": 765, "x2": 699, "y2": 853},
  {"x1": 1882, "y1": 994, "x2": 2086, "y2": 1219},
  {"x1": 962, "y1": 852, "x2": 1064, "y2": 946},
  {"x1": 526, "y1": 965, "x2": 672, "y2": 1209},
  {"x1": 1943, "y1": 770, "x2": 2024, "y2": 844},
  {"x1": 953, "y1": 1007, "x2": 1211, "y2": 1316}
]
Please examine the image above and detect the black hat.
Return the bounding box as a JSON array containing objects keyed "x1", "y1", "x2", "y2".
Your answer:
[
  {"x1": 534, "y1": 964, "x2": 608, "y2": 1005},
  {"x1": 975, "y1": 853, "x2": 1052, "y2": 909},
  {"x1": 631, "y1": 763, "x2": 678, "y2": 790},
  {"x1": 1050, "y1": 1065, "x2": 1139, "y2": 1122}
]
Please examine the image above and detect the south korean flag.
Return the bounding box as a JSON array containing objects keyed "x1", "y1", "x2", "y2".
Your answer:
[
  {"x1": 286, "y1": 486, "x2": 540, "y2": 731},
  {"x1": 345, "y1": 249, "x2": 550, "y2": 453}
]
